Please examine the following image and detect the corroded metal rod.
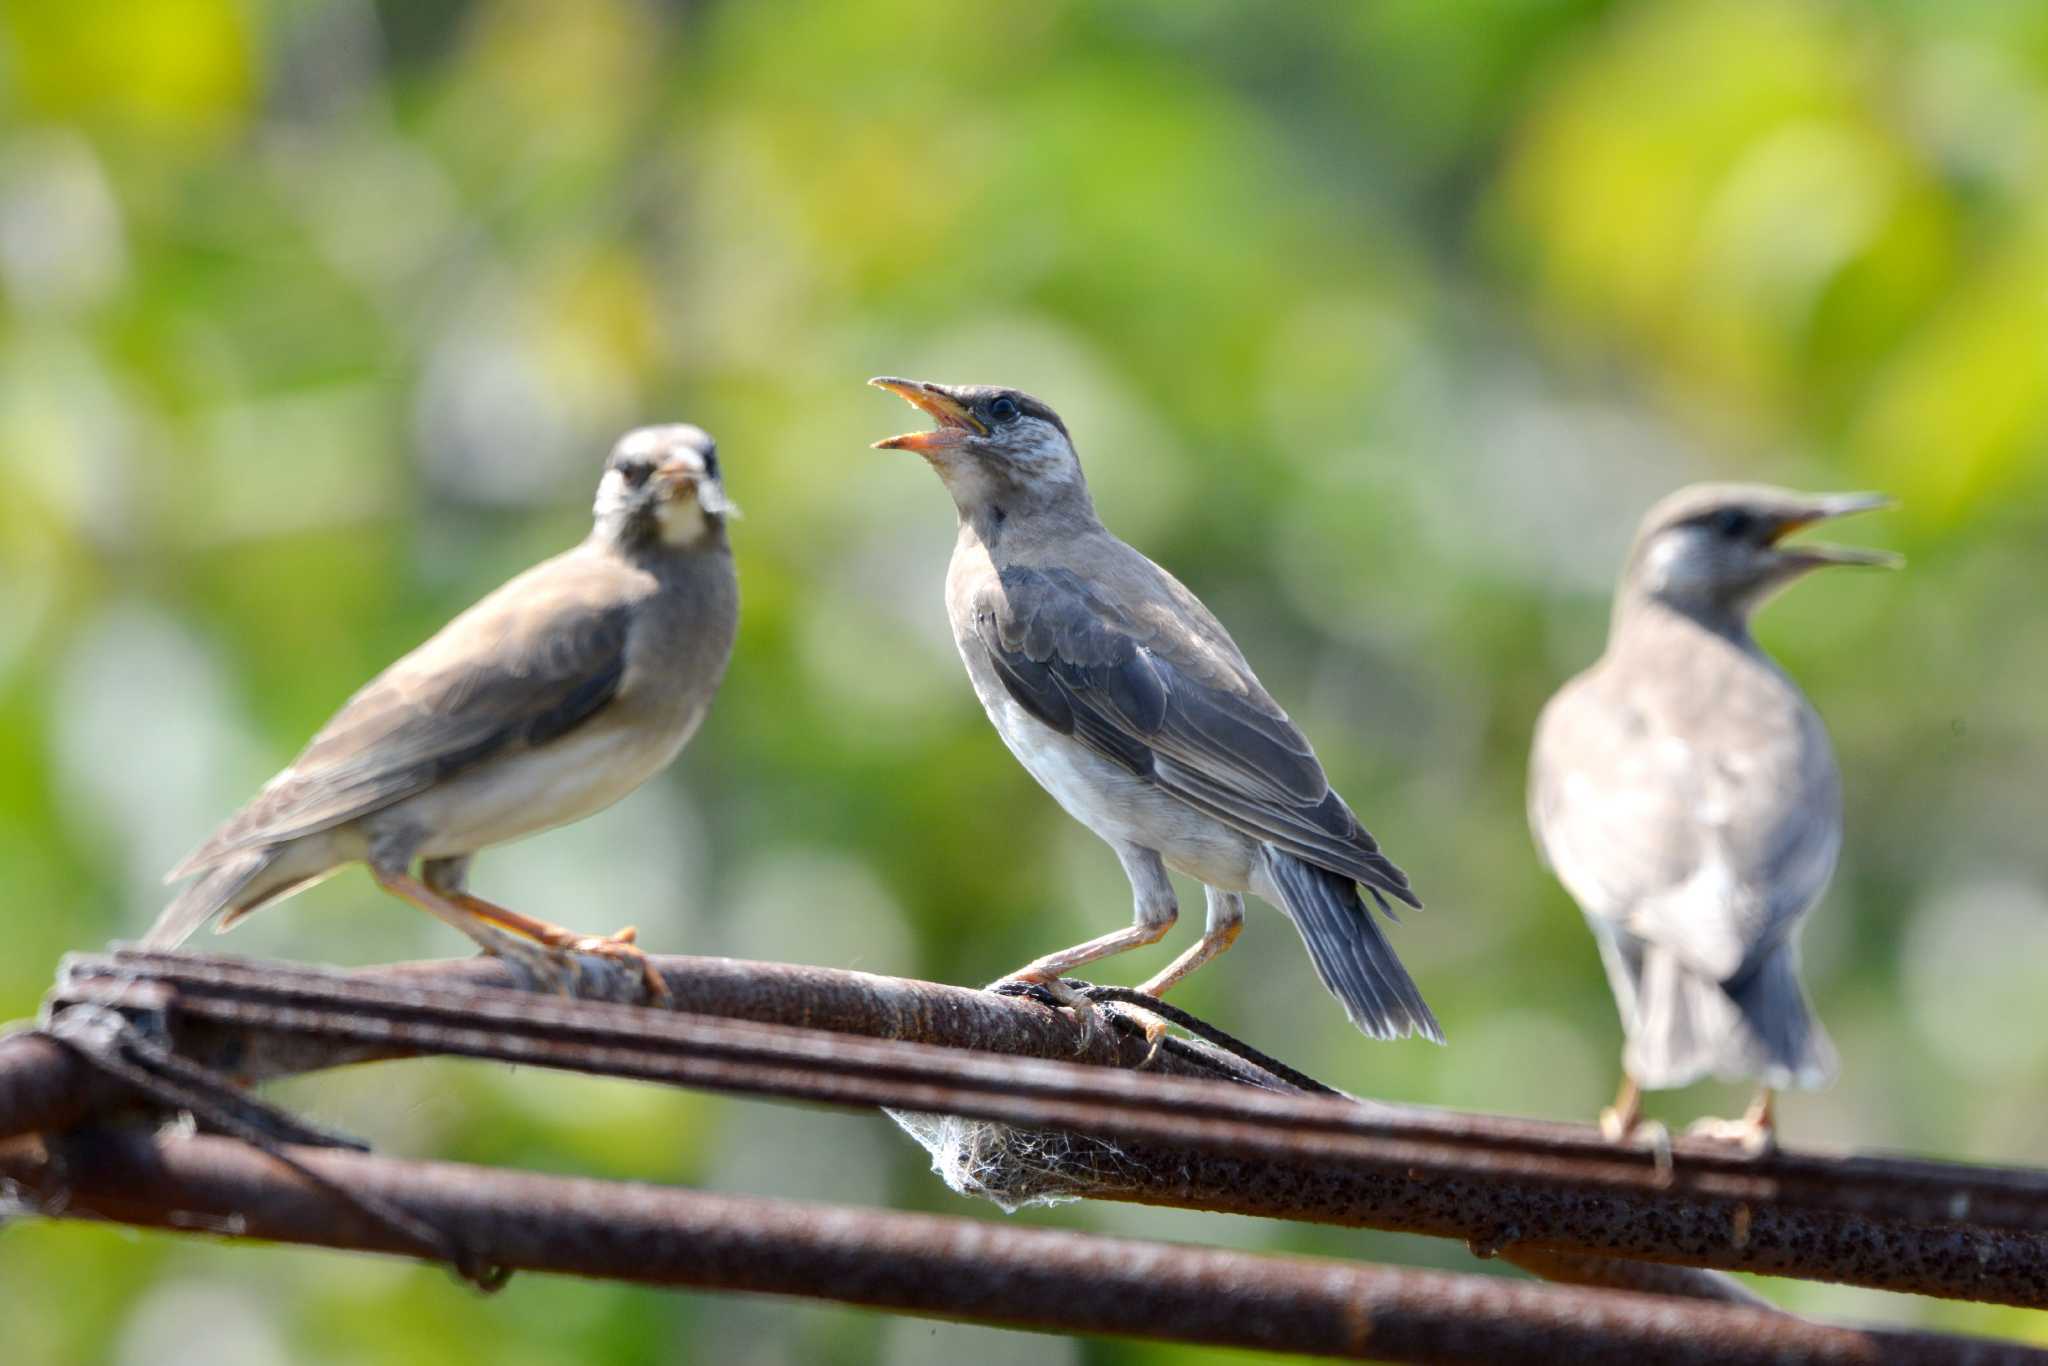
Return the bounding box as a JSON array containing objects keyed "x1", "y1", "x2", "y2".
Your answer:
[
  {"x1": 1, "y1": 1127, "x2": 2032, "y2": 1366},
  {"x1": 10, "y1": 950, "x2": 2048, "y2": 1308}
]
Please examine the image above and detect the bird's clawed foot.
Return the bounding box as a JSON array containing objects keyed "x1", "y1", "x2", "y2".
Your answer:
[
  {"x1": 1686, "y1": 1091, "x2": 1776, "y2": 1156},
  {"x1": 385, "y1": 871, "x2": 671, "y2": 1005},
  {"x1": 1084, "y1": 986, "x2": 1174, "y2": 1064},
  {"x1": 501, "y1": 930, "x2": 667, "y2": 1005},
  {"x1": 1597, "y1": 1075, "x2": 1643, "y2": 1144},
  {"x1": 991, "y1": 974, "x2": 1180, "y2": 1065},
  {"x1": 483, "y1": 920, "x2": 668, "y2": 1004},
  {"x1": 990, "y1": 971, "x2": 1108, "y2": 1049},
  {"x1": 1686, "y1": 1116, "x2": 1773, "y2": 1155},
  {"x1": 452, "y1": 888, "x2": 669, "y2": 1004},
  {"x1": 463, "y1": 919, "x2": 580, "y2": 996},
  {"x1": 1596, "y1": 1075, "x2": 1673, "y2": 1175},
  {"x1": 1110, "y1": 1000, "x2": 1173, "y2": 1063},
  {"x1": 1603, "y1": 1113, "x2": 1673, "y2": 1176},
  {"x1": 558, "y1": 926, "x2": 671, "y2": 1005},
  {"x1": 1597, "y1": 1104, "x2": 1627, "y2": 1143}
]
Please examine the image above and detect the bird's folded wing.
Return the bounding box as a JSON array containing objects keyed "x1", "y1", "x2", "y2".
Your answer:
[
  {"x1": 975, "y1": 565, "x2": 1417, "y2": 908},
  {"x1": 1531, "y1": 689, "x2": 1819, "y2": 981},
  {"x1": 1630, "y1": 753, "x2": 1839, "y2": 984},
  {"x1": 1531, "y1": 692, "x2": 1700, "y2": 917},
  {"x1": 171, "y1": 554, "x2": 641, "y2": 876}
]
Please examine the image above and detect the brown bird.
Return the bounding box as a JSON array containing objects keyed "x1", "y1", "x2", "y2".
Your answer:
[
  {"x1": 147, "y1": 425, "x2": 740, "y2": 993},
  {"x1": 1530, "y1": 483, "x2": 1897, "y2": 1149},
  {"x1": 873, "y1": 377, "x2": 1438, "y2": 1042}
]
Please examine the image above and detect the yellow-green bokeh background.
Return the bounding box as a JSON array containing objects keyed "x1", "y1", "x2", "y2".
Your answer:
[{"x1": 3, "y1": 1, "x2": 2046, "y2": 1360}]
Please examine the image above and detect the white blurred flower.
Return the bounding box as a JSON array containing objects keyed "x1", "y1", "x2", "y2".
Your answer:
[
  {"x1": 50, "y1": 603, "x2": 268, "y2": 929},
  {"x1": 114, "y1": 1279, "x2": 294, "y2": 1366},
  {"x1": 0, "y1": 130, "x2": 127, "y2": 313}
]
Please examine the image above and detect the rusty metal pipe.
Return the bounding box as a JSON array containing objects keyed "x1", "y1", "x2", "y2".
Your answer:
[
  {"x1": 1, "y1": 1128, "x2": 2033, "y2": 1366},
  {"x1": 15, "y1": 951, "x2": 2048, "y2": 1308}
]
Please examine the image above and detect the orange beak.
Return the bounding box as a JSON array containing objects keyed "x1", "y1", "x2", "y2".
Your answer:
[
  {"x1": 1768, "y1": 493, "x2": 1902, "y2": 568},
  {"x1": 870, "y1": 377, "x2": 987, "y2": 452}
]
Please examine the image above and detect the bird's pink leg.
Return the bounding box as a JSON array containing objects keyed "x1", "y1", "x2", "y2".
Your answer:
[
  {"x1": 1137, "y1": 888, "x2": 1245, "y2": 1000},
  {"x1": 998, "y1": 921, "x2": 1179, "y2": 1049},
  {"x1": 1599, "y1": 1074, "x2": 1643, "y2": 1143},
  {"x1": 1008, "y1": 919, "x2": 1178, "y2": 985},
  {"x1": 374, "y1": 869, "x2": 667, "y2": 1002},
  {"x1": 1135, "y1": 922, "x2": 1240, "y2": 998},
  {"x1": 454, "y1": 891, "x2": 670, "y2": 1004}
]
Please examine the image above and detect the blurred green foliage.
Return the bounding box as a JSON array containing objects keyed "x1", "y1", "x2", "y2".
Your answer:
[{"x1": 3, "y1": 0, "x2": 2046, "y2": 1360}]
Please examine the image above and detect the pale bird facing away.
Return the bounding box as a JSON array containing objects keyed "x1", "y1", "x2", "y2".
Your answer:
[
  {"x1": 148, "y1": 425, "x2": 741, "y2": 995},
  {"x1": 872, "y1": 377, "x2": 1438, "y2": 1044},
  {"x1": 1529, "y1": 483, "x2": 1898, "y2": 1149}
]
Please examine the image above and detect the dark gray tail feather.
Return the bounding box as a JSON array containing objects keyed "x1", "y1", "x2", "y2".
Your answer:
[
  {"x1": 1626, "y1": 941, "x2": 1836, "y2": 1091},
  {"x1": 1262, "y1": 847, "x2": 1443, "y2": 1044},
  {"x1": 143, "y1": 848, "x2": 278, "y2": 949}
]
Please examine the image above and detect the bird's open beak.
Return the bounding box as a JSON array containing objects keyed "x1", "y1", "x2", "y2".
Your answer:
[
  {"x1": 1770, "y1": 493, "x2": 1902, "y2": 569},
  {"x1": 870, "y1": 377, "x2": 987, "y2": 452}
]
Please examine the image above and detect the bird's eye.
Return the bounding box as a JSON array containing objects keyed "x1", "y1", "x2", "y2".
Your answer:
[
  {"x1": 620, "y1": 461, "x2": 652, "y2": 489},
  {"x1": 1709, "y1": 508, "x2": 1754, "y2": 539},
  {"x1": 988, "y1": 396, "x2": 1020, "y2": 424}
]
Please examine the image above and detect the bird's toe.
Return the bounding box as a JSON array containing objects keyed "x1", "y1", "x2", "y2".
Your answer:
[
  {"x1": 1108, "y1": 1002, "x2": 1172, "y2": 1065},
  {"x1": 489, "y1": 932, "x2": 579, "y2": 996},
  {"x1": 989, "y1": 972, "x2": 1104, "y2": 1049},
  {"x1": 1597, "y1": 1105, "x2": 1631, "y2": 1143},
  {"x1": 567, "y1": 930, "x2": 670, "y2": 1005},
  {"x1": 1686, "y1": 1114, "x2": 1775, "y2": 1156}
]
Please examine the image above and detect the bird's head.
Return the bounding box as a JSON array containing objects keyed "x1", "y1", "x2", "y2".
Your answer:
[
  {"x1": 1625, "y1": 483, "x2": 1900, "y2": 621},
  {"x1": 869, "y1": 378, "x2": 1087, "y2": 517},
  {"x1": 593, "y1": 424, "x2": 736, "y2": 551}
]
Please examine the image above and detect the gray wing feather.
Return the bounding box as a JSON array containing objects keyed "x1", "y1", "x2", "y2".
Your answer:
[
  {"x1": 1530, "y1": 684, "x2": 1700, "y2": 919},
  {"x1": 977, "y1": 566, "x2": 1417, "y2": 909},
  {"x1": 170, "y1": 552, "x2": 643, "y2": 876},
  {"x1": 1531, "y1": 670, "x2": 1838, "y2": 983}
]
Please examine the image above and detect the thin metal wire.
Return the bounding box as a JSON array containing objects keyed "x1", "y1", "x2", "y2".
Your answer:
[
  {"x1": 1071, "y1": 981, "x2": 1346, "y2": 1096},
  {"x1": 35, "y1": 1000, "x2": 508, "y2": 1291},
  {"x1": 41, "y1": 1001, "x2": 369, "y2": 1152}
]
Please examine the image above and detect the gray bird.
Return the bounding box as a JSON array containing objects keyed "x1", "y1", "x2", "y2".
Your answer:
[
  {"x1": 872, "y1": 377, "x2": 1438, "y2": 1042},
  {"x1": 147, "y1": 424, "x2": 740, "y2": 994},
  {"x1": 1529, "y1": 483, "x2": 1897, "y2": 1148}
]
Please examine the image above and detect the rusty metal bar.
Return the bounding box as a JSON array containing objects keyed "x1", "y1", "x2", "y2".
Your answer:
[
  {"x1": 0, "y1": 1028, "x2": 109, "y2": 1138},
  {"x1": 61, "y1": 951, "x2": 2048, "y2": 1223},
  {"x1": 1, "y1": 962, "x2": 1760, "y2": 1314},
  {"x1": 71, "y1": 947, "x2": 1234, "y2": 1087},
  {"x1": 1069, "y1": 1137, "x2": 2048, "y2": 1308},
  {"x1": 14, "y1": 950, "x2": 2048, "y2": 1307},
  {"x1": 0, "y1": 1127, "x2": 2031, "y2": 1366},
  {"x1": 345, "y1": 954, "x2": 2048, "y2": 1229},
  {"x1": 1494, "y1": 1248, "x2": 1775, "y2": 1308}
]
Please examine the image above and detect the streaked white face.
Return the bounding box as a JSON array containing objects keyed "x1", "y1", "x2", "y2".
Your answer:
[
  {"x1": 1636, "y1": 515, "x2": 1818, "y2": 621},
  {"x1": 990, "y1": 415, "x2": 1082, "y2": 482},
  {"x1": 593, "y1": 467, "x2": 720, "y2": 547},
  {"x1": 931, "y1": 414, "x2": 1085, "y2": 511},
  {"x1": 1638, "y1": 524, "x2": 1763, "y2": 602},
  {"x1": 591, "y1": 424, "x2": 727, "y2": 547},
  {"x1": 592, "y1": 465, "x2": 654, "y2": 522}
]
